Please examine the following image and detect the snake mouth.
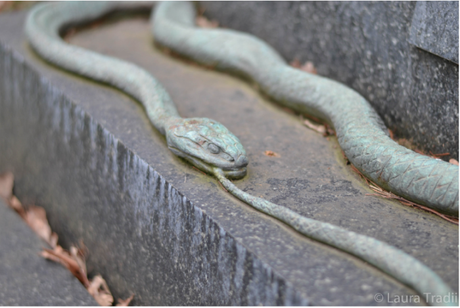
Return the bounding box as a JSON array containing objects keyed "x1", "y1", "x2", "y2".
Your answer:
[{"x1": 168, "y1": 146, "x2": 247, "y2": 179}]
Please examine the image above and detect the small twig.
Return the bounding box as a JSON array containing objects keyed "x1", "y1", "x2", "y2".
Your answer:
[
  {"x1": 429, "y1": 152, "x2": 450, "y2": 158},
  {"x1": 192, "y1": 166, "x2": 207, "y2": 176},
  {"x1": 349, "y1": 163, "x2": 458, "y2": 224},
  {"x1": 217, "y1": 180, "x2": 228, "y2": 193}
]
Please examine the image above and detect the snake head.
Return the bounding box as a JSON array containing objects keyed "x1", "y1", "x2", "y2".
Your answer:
[{"x1": 165, "y1": 117, "x2": 248, "y2": 179}]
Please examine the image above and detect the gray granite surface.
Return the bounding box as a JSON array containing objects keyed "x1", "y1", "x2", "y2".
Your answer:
[
  {"x1": 0, "y1": 199, "x2": 97, "y2": 306},
  {"x1": 409, "y1": 2, "x2": 459, "y2": 64},
  {"x1": 0, "y1": 8, "x2": 457, "y2": 306},
  {"x1": 200, "y1": 1, "x2": 459, "y2": 160}
]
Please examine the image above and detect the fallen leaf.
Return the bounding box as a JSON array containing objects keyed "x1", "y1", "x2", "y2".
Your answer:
[
  {"x1": 264, "y1": 150, "x2": 280, "y2": 158},
  {"x1": 450, "y1": 158, "x2": 459, "y2": 166},
  {"x1": 42, "y1": 247, "x2": 89, "y2": 287},
  {"x1": 8, "y1": 195, "x2": 25, "y2": 218},
  {"x1": 196, "y1": 16, "x2": 218, "y2": 28},
  {"x1": 289, "y1": 59, "x2": 317, "y2": 74},
  {"x1": 24, "y1": 206, "x2": 52, "y2": 242},
  {"x1": 302, "y1": 118, "x2": 335, "y2": 136},
  {"x1": 0, "y1": 172, "x2": 14, "y2": 201},
  {"x1": 24, "y1": 205, "x2": 58, "y2": 247},
  {"x1": 70, "y1": 245, "x2": 87, "y2": 278},
  {"x1": 388, "y1": 129, "x2": 394, "y2": 140},
  {"x1": 88, "y1": 275, "x2": 114, "y2": 306},
  {"x1": 303, "y1": 119, "x2": 327, "y2": 135},
  {"x1": 49, "y1": 233, "x2": 59, "y2": 249},
  {"x1": 117, "y1": 294, "x2": 134, "y2": 306},
  {"x1": 289, "y1": 59, "x2": 301, "y2": 68},
  {"x1": 299, "y1": 61, "x2": 317, "y2": 74}
]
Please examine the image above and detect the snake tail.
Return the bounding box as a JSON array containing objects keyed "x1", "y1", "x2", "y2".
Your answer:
[
  {"x1": 152, "y1": 1, "x2": 459, "y2": 216},
  {"x1": 213, "y1": 168, "x2": 455, "y2": 306}
]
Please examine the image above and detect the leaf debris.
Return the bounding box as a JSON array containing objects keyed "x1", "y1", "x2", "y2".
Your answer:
[
  {"x1": 289, "y1": 59, "x2": 318, "y2": 74},
  {"x1": 116, "y1": 294, "x2": 135, "y2": 306},
  {"x1": 0, "y1": 172, "x2": 134, "y2": 306},
  {"x1": 196, "y1": 16, "x2": 219, "y2": 28},
  {"x1": 348, "y1": 164, "x2": 458, "y2": 225},
  {"x1": 303, "y1": 118, "x2": 335, "y2": 137},
  {"x1": 264, "y1": 150, "x2": 280, "y2": 158}
]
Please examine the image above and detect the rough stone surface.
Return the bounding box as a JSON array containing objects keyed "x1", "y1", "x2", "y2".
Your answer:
[
  {"x1": 409, "y1": 2, "x2": 459, "y2": 64},
  {"x1": 200, "y1": 1, "x2": 459, "y2": 160},
  {"x1": 0, "y1": 199, "x2": 97, "y2": 306},
  {"x1": 0, "y1": 9, "x2": 458, "y2": 306}
]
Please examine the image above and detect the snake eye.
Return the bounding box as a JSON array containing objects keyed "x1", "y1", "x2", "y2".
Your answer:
[
  {"x1": 222, "y1": 153, "x2": 234, "y2": 162},
  {"x1": 207, "y1": 143, "x2": 220, "y2": 154}
]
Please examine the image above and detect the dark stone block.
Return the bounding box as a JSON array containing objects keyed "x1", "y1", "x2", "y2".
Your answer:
[
  {"x1": 0, "y1": 200, "x2": 97, "y2": 306},
  {"x1": 409, "y1": 2, "x2": 459, "y2": 64},
  {"x1": 200, "y1": 1, "x2": 459, "y2": 159},
  {"x1": 0, "y1": 8, "x2": 457, "y2": 306}
]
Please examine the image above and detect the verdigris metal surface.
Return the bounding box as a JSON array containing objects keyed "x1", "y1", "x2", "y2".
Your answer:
[
  {"x1": 409, "y1": 2, "x2": 459, "y2": 64},
  {"x1": 199, "y1": 1, "x2": 459, "y2": 160},
  {"x1": 153, "y1": 0, "x2": 458, "y2": 215},
  {"x1": 0, "y1": 199, "x2": 97, "y2": 305},
  {"x1": 0, "y1": 9, "x2": 458, "y2": 305}
]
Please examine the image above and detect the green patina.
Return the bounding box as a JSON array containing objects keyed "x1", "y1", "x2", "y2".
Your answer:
[
  {"x1": 153, "y1": 2, "x2": 458, "y2": 216},
  {"x1": 25, "y1": 1, "x2": 457, "y2": 305}
]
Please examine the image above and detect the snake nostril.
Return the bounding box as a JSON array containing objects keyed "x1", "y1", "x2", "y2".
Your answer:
[{"x1": 236, "y1": 155, "x2": 248, "y2": 167}]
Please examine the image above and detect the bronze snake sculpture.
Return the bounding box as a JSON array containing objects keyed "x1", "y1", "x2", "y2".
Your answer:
[{"x1": 25, "y1": 1, "x2": 457, "y2": 305}]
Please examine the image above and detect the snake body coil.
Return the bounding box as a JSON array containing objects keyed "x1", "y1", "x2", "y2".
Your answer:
[
  {"x1": 25, "y1": 2, "x2": 456, "y2": 305},
  {"x1": 152, "y1": 2, "x2": 459, "y2": 216}
]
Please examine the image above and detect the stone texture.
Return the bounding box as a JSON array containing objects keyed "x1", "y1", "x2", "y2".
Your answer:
[
  {"x1": 0, "y1": 8, "x2": 457, "y2": 306},
  {"x1": 409, "y1": 2, "x2": 459, "y2": 64},
  {"x1": 0, "y1": 199, "x2": 97, "y2": 306},
  {"x1": 200, "y1": 1, "x2": 459, "y2": 160}
]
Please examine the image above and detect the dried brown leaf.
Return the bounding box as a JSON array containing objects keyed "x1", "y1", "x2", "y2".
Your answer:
[
  {"x1": 290, "y1": 59, "x2": 317, "y2": 74},
  {"x1": 303, "y1": 119, "x2": 326, "y2": 134},
  {"x1": 264, "y1": 150, "x2": 280, "y2": 158},
  {"x1": 196, "y1": 16, "x2": 218, "y2": 28},
  {"x1": 289, "y1": 59, "x2": 301, "y2": 68},
  {"x1": 388, "y1": 129, "x2": 394, "y2": 140},
  {"x1": 116, "y1": 294, "x2": 134, "y2": 306},
  {"x1": 41, "y1": 250, "x2": 64, "y2": 263},
  {"x1": 299, "y1": 61, "x2": 317, "y2": 74},
  {"x1": 42, "y1": 247, "x2": 90, "y2": 287},
  {"x1": 24, "y1": 206, "x2": 53, "y2": 245},
  {"x1": 70, "y1": 246, "x2": 87, "y2": 278},
  {"x1": 49, "y1": 232, "x2": 59, "y2": 249},
  {"x1": 0, "y1": 172, "x2": 14, "y2": 201},
  {"x1": 449, "y1": 158, "x2": 459, "y2": 166},
  {"x1": 9, "y1": 195, "x2": 25, "y2": 218},
  {"x1": 88, "y1": 275, "x2": 114, "y2": 306}
]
